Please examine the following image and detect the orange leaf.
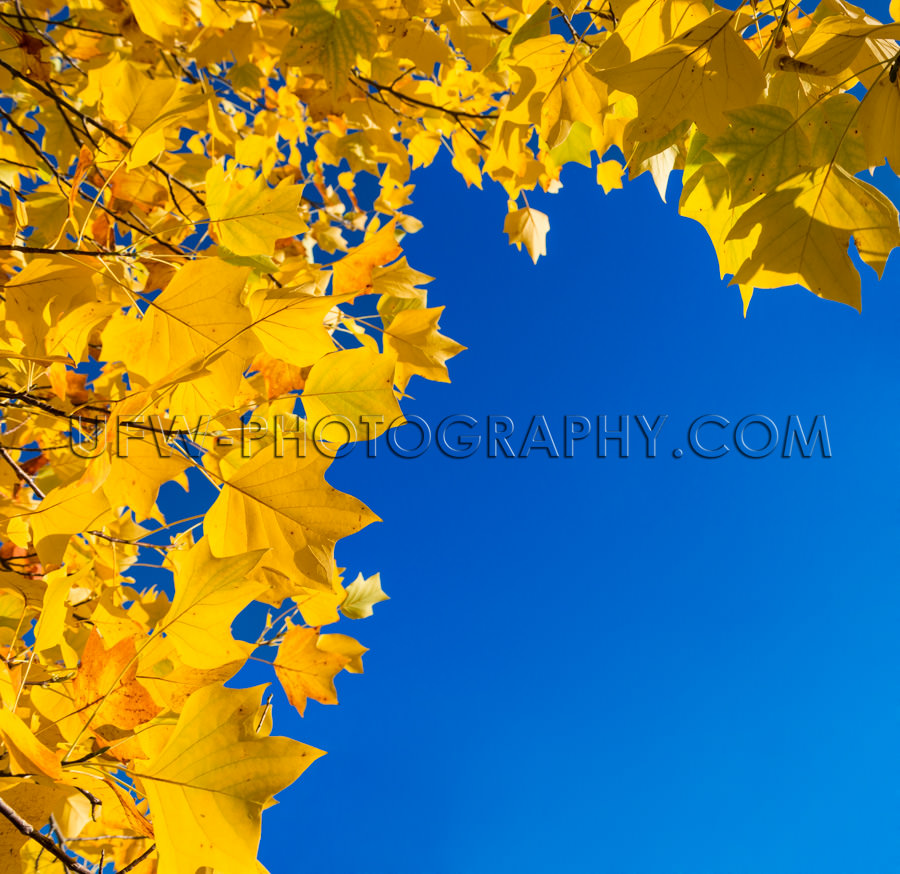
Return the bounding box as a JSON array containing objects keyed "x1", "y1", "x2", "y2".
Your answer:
[
  {"x1": 69, "y1": 145, "x2": 94, "y2": 212},
  {"x1": 332, "y1": 220, "x2": 402, "y2": 296},
  {"x1": 252, "y1": 351, "x2": 308, "y2": 399},
  {"x1": 73, "y1": 629, "x2": 162, "y2": 732},
  {"x1": 273, "y1": 626, "x2": 350, "y2": 716}
]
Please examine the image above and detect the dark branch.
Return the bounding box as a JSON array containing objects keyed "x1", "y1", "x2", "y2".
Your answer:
[
  {"x1": 0, "y1": 57, "x2": 205, "y2": 207},
  {"x1": 116, "y1": 843, "x2": 157, "y2": 873},
  {"x1": 0, "y1": 795, "x2": 94, "y2": 874},
  {"x1": 0, "y1": 244, "x2": 128, "y2": 257},
  {"x1": 353, "y1": 73, "x2": 499, "y2": 120},
  {"x1": 0, "y1": 445, "x2": 45, "y2": 499}
]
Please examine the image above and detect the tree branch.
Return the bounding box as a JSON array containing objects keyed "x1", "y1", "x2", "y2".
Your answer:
[
  {"x1": 0, "y1": 57, "x2": 205, "y2": 207},
  {"x1": 0, "y1": 444, "x2": 45, "y2": 499},
  {"x1": 0, "y1": 244, "x2": 128, "y2": 257},
  {"x1": 0, "y1": 796, "x2": 94, "y2": 874},
  {"x1": 352, "y1": 73, "x2": 499, "y2": 120},
  {"x1": 116, "y1": 843, "x2": 157, "y2": 873}
]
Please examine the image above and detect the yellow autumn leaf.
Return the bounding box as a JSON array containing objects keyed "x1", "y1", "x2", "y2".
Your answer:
[
  {"x1": 204, "y1": 444, "x2": 379, "y2": 587},
  {"x1": 302, "y1": 346, "x2": 404, "y2": 442},
  {"x1": 137, "y1": 684, "x2": 322, "y2": 874},
  {"x1": 504, "y1": 205, "x2": 550, "y2": 263},
  {"x1": 596, "y1": 159, "x2": 625, "y2": 194},
  {"x1": 103, "y1": 259, "x2": 253, "y2": 383},
  {"x1": 791, "y1": 16, "x2": 900, "y2": 76},
  {"x1": 206, "y1": 165, "x2": 307, "y2": 256},
  {"x1": 73, "y1": 629, "x2": 162, "y2": 731},
  {"x1": 340, "y1": 571, "x2": 389, "y2": 619},
  {"x1": 0, "y1": 710, "x2": 62, "y2": 779},
  {"x1": 710, "y1": 105, "x2": 812, "y2": 205},
  {"x1": 332, "y1": 221, "x2": 403, "y2": 296},
  {"x1": 273, "y1": 625, "x2": 350, "y2": 715},
  {"x1": 101, "y1": 436, "x2": 190, "y2": 522},
  {"x1": 162, "y1": 540, "x2": 267, "y2": 670},
  {"x1": 729, "y1": 165, "x2": 900, "y2": 307},
  {"x1": 317, "y1": 632, "x2": 367, "y2": 673},
  {"x1": 3, "y1": 257, "x2": 100, "y2": 354},
  {"x1": 603, "y1": 11, "x2": 765, "y2": 139},
  {"x1": 26, "y1": 479, "x2": 111, "y2": 566},
  {"x1": 248, "y1": 287, "x2": 350, "y2": 368},
  {"x1": 384, "y1": 305, "x2": 466, "y2": 391},
  {"x1": 283, "y1": 0, "x2": 377, "y2": 89}
]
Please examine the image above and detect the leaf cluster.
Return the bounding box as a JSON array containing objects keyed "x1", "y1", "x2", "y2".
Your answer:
[{"x1": 0, "y1": 0, "x2": 899, "y2": 869}]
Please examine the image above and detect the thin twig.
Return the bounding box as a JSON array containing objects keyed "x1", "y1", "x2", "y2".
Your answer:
[
  {"x1": 115, "y1": 842, "x2": 156, "y2": 873},
  {"x1": 0, "y1": 244, "x2": 126, "y2": 257},
  {"x1": 353, "y1": 73, "x2": 499, "y2": 120},
  {"x1": 0, "y1": 445, "x2": 45, "y2": 499},
  {"x1": 0, "y1": 57, "x2": 204, "y2": 207}
]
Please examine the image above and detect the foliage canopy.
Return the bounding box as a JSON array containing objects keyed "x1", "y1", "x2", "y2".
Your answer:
[{"x1": 0, "y1": 0, "x2": 898, "y2": 869}]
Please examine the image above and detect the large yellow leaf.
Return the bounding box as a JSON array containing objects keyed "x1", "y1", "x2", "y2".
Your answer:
[
  {"x1": 501, "y1": 35, "x2": 576, "y2": 128},
  {"x1": 728, "y1": 165, "x2": 900, "y2": 307},
  {"x1": 162, "y1": 540, "x2": 267, "y2": 670},
  {"x1": 103, "y1": 259, "x2": 253, "y2": 415},
  {"x1": 284, "y1": 0, "x2": 378, "y2": 88},
  {"x1": 607, "y1": 0, "x2": 712, "y2": 61},
  {"x1": 27, "y1": 479, "x2": 112, "y2": 566},
  {"x1": 248, "y1": 288, "x2": 347, "y2": 367},
  {"x1": 4, "y1": 258, "x2": 100, "y2": 354},
  {"x1": 857, "y1": 74, "x2": 900, "y2": 171},
  {"x1": 127, "y1": 0, "x2": 185, "y2": 42},
  {"x1": 791, "y1": 16, "x2": 900, "y2": 76},
  {"x1": 101, "y1": 436, "x2": 190, "y2": 522},
  {"x1": 710, "y1": 105, "x2": 811, "y2": 205},
  {"x1": 680, "y1": 154, "x2": 767, "y2": 280},
  {"x1": 206, "y1": 165, "x2": 307, "y2": 256},
  {"x1": 204, "y1": 445, "x2": 378, "y2": 587},
  {"x1": 603, "y1": 11, "x2": 765, "y2": 139},
  {"x1": 137, "y1": 684, "x2": 322, "y2": 874},
  {"x1": 103, "y1": 259, "x2": 252, "y2": 382},
  {"x1": 302, "y1": 346, "x2": 404, "y2": 442}
]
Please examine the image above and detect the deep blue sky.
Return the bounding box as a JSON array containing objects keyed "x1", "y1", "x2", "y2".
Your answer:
[{"x1": 233, "y1": 154, "x2": 900, "y2": 874}]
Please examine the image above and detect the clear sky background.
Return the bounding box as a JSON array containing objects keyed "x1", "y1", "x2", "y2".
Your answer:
[{"x1": 224, "y1": 148, "x2": 900, "y2": 874}]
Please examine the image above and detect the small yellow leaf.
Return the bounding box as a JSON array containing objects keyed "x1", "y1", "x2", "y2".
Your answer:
[
  {"x1": 317, "y1": 633, "x2": 368, "y2": 673},
  {"x1": 340, "y1": 572, "x2": 389, "y2": 619},
  {"x1": 596, "y1": 159, "x2": 624, "y2": 194},
  {"x1": 384, "y1": 306, "x2": 466, "y2": 391},
  {"x1": 504, "y1": 205, "x2": 550, "y2": 263}
]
